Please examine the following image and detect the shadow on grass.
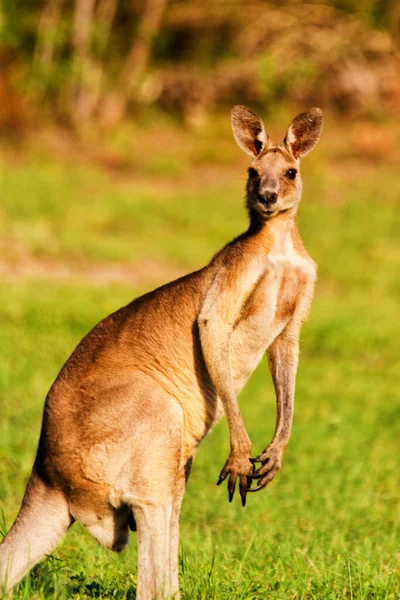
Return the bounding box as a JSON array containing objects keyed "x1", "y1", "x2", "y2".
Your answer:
[
  {"x1": 14, "y1": 558, "x2": 137, "y2": 599},
  {"x1": 67, "y1": 573, "x2": 137, "y2": 599}
]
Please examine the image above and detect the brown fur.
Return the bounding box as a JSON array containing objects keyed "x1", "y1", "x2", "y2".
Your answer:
[{"x1": 0, "y1": 105, "x2": 322, "y2": 599}]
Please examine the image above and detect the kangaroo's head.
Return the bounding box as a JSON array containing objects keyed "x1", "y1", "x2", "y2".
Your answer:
[{"x1": 231, "y1": 106, "x2": 323, "y2": 222}]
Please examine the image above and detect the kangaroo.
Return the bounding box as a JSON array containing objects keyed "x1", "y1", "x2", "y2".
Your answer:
[{"x1": 0, "y1": 106, "x2": 322, "y2": 599}]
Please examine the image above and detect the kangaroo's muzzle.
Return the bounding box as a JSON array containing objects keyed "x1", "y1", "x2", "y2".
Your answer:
[{"x1": 258, "y1": 191, "x2": 278, "y2": 207}]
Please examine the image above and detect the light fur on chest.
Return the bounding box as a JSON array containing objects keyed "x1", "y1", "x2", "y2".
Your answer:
[{"x1": 229, "y1": 246, "x2": 314, "y2": 392}]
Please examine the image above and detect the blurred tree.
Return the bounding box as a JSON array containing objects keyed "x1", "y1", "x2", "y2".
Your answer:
[
  {"x1": 99, "y1": 0, "x2": 168, "y2": 125},
  {"x1": 0, "y1": 0, "x2": 399, "y2": 130},
  {"x1": 34, "y1": 0, "x2": 64, "y2": 71}
]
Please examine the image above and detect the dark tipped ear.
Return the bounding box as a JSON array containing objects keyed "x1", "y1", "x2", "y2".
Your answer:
[
  {"x1": 231, "y1": 105, "x2": 269, "y2": 157},
  {"x1": 284, "y1": 108, "x2": 323, "y2": 159}
]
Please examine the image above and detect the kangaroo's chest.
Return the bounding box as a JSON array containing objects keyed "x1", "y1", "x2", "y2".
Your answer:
[{"x1": 229, "y1": 254, "x2": 311, "y2": 391}]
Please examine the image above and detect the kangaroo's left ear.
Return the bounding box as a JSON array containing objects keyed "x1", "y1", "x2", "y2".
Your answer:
[{"x1": 284, "y1": 108, "x2": 323, "y2": 158}]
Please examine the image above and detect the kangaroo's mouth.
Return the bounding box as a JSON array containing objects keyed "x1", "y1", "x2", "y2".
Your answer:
[
  {"x1": 257, "y1": 202, "x2": 278, "y2": 216},
  {"x1": 250, "y1": 195, "x2": 283, "y2": 219}
]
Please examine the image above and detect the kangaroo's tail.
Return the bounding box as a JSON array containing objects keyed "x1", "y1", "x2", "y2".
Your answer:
[{"x1": 0, "y1": 469, "x2": 72, "y2": 593}]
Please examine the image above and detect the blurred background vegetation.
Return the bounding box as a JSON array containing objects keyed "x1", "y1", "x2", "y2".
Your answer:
[
  {"x1": 1, "y1": 0, "x2": 400, "y2": 133},
  {"x1": 1, "y1": 2, "x2": 399, "y2": 598}
]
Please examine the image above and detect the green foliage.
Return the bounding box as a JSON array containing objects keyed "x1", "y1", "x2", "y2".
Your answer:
[
  {"x1": 329, "y1": 0, "x2": 400, "y2": 32},
  {"x1": 256, "y1": 53, "x2": 318, "y2": 106},
  {"x1": 1, "y1": 0, "x2": 400, "y2": 127}
]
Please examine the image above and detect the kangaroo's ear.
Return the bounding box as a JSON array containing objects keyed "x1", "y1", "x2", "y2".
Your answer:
[
  {"x1": 231, "y1": 105, "x2": 269, "y2": 157},
  {"x1": 284, "y1": 108, "x2": 323, "y2": 159}
]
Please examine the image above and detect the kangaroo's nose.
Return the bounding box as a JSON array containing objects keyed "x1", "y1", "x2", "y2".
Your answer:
[
  {"x1": 259, "y1": 191, "x2": 278, "y2": 206},
  {"x1": 265, "y1": 191, "x2": 278, "y2": 204}
]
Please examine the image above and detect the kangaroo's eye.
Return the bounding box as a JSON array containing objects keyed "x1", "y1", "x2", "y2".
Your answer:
[
  {"x1": 248, "y1": 168, "x2": 259, "y2": 180},
  {"x1": 286, "y1": 168, "x2": 297, "y2": 180}
]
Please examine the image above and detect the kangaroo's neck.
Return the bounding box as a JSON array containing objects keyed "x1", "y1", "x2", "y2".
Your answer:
[{"x1": 245, "y1": 206, "x2": 298, "y2": 252}]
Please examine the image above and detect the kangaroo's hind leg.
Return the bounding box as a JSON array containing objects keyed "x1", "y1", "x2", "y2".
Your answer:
[
  {"x1": 168, "y1": 458, "x2": 192, "y2": 599},
  {"x1": 134, "y1": 465, "x2": 188, "y2": 600},
  {"x1": 126, "y1": 397, "x2": 186, "y2": 600}
]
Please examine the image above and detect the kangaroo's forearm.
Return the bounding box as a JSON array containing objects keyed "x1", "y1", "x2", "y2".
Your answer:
[
  {"x1": 198, "y1": 320, "x2": 251, "y2": 453},
  {"x1": 267, "y1": 334, "x2": 299, "y2": 448}
]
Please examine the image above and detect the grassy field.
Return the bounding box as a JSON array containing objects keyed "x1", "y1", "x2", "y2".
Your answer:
[{"x1": 0, "y1": 112, "x2": 399, "y2": 599}]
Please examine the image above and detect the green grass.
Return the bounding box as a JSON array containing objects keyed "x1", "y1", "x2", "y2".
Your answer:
[{"x1": 0, "y1": 115, "x2": 399, "y2": 598}]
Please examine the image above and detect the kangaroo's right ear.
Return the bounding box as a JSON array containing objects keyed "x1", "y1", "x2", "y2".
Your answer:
[{"x1": 231, "y1": 105, "x2": 269, "y2": 157}]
